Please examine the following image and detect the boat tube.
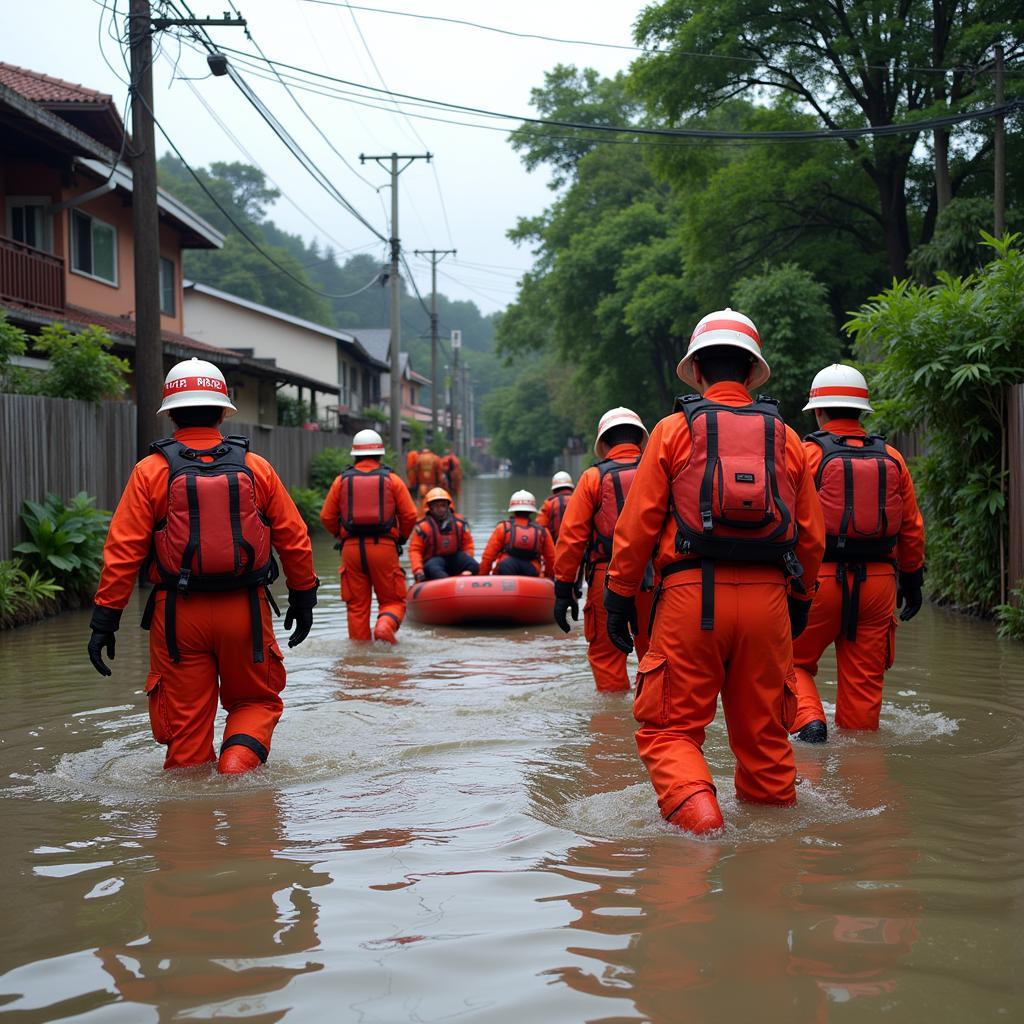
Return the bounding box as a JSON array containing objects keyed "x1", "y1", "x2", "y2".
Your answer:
[{"x1": 406, "y1": 575, "x2": 555, "y2": 626}]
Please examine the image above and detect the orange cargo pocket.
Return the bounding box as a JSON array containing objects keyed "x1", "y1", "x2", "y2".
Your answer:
[
  {"x1": 886, "y1": 616, "x2": 897, "y2": 670},
  {"x1": 583, "y1": 602, "x2": 597, "y2": 644},
  {"x1": 633, "y1": 652, "x2": 668, "y2": 727},
  {"x1": 267, "y1": 641, "x2": 286, "y2": 693},
  {"x1": 144, "y1": 671, "x2": 172, "y2": 745},
  {"x1": 339, "y1": 567, "x2": 354, "y2": 603},
  {"x1": 392, "y1": 567, "x2": 408, "y2": 601}
]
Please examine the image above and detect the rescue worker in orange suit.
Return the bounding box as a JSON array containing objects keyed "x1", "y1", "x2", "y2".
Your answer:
[
  {"x1": 415, "y1": 446, "x2": 442, "y2": 503},
  {"x1": 553, "y1": 410, "x2": 655, "y2": 693},
  {"x1": 537, "y1": 471, "x2": 574, "y2": 545},
  {"x1": 605, "y1": 309, "x2": 825, "y2": 836},
  {"x1": 479, "y1": 490, "x2": 556, "y2": 578},
  {"x1": 319, "y1": 429, "x2": 418, "y2": 644},
  {"x1": 789, "y1": 364, "x2": 926, "y2": 741},
  {"x1": 405, "y1": 447, "x2": 419, "y2": 493},
  {"x1": 409, "y1": 487, "x2": 479, "y2": 581},
  {"x1": 441, "y1": 447, "x2": 463, "y2": 500},
  {"x1": 87, "y1": 357, "x2": 319, "y2": 775}
]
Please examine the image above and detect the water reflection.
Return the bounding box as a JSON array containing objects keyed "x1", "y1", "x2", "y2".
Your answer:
[{"x1": 94, "y1": 792, "x2": 326, "y2": 1021}]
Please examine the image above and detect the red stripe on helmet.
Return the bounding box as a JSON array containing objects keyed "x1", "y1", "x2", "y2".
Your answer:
[
  {"x1": 163, "y1": 375, "x2": 227, "y2": 398},
  {"x1": 691, "y1": 317, "x2": 761, "y2": 346},
  {"x1": 810, "y1": 385, "x2": 869, "y2": 399}
]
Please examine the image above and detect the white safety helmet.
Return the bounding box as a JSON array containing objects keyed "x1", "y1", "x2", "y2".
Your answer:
[
  {"x1": 677, "y1": 307, "x2": 770, "y2": 390},
  {"x1": 157, "y1": 357, "x2": 236, "y2": 416},
  {"x1": 594, "y1": 406, "x2": 648, "y2": 456},
  {"x1": 350, "y1": 428, "x2": 386, "y2": 457},
  {"x1": 508, "y1": 489, "x2": 538, "y2": 514},
  {"x1": 803, "y1": 363, "x2": 873, "y2": 413},
  {"x1": 551, "y1": 471, "x2": 574, "y2": 491}
]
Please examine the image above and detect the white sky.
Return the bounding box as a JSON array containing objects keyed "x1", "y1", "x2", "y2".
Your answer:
[{"x1": 3, "y1": 0, "x2": 651, "y2": 315}]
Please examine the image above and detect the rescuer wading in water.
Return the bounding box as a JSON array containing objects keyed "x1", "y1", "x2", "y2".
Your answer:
[
  {"x1": 87, "y1": 358, "x2": 319, "y2": 774},
  {"x1": 787, "y1": 364, "x2": 926, "y2": 741},
  {"x1": 537, "y1": 471, "x2": 575, "y2": 545},
  {"x1": 605, "y1": 309, "x2": 825, "y2": 835}
]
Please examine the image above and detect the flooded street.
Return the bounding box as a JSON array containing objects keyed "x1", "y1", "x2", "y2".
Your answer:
[{"x1": 2, "y1": 474, "x2": 1023, "y2": 1023}]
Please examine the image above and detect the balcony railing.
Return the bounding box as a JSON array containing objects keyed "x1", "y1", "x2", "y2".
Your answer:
[{"x1": 0, "y1": 235, "x2": 65, "y2": 313}]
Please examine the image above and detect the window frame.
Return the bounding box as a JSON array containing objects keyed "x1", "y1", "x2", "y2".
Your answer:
[
  {"x1": 159, "y1": 256, "x2": 176, "y2": 316},
  {"x1": 69, "y1": 208, "x2": 118, "y2": 287},
  {"x1": 5, "y1": 196, "x2": 54, "y2": 253}
]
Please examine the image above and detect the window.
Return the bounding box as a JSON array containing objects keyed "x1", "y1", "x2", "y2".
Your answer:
[
  {"x1": 160, "y1": 257, "x2": 175, "y2": 316},
  {"x1": 70, "y1": 209, "x2": 117, "y2": 285},
  {"x1": 6, "y1": 197, "x2": 52, "y2": 252}
]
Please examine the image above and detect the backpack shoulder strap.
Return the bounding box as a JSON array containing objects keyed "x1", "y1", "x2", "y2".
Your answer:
[
  {"x1": 751, "y1": 395, "x2": 785, "y2": 420},
  {"x1": 672, "y1": 393, "x2": 710, "y2": 424},
  {"x1": 222, "y1": 434, "x2": 251, "y2": 452},
  {"x1": 148, "y1": 438, "x2": 194, "y2": 477}
]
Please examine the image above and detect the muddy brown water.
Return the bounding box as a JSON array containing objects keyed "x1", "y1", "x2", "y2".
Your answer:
[{"x1": 1, "y1": 474, "x2": 1023, "y2": 1023}]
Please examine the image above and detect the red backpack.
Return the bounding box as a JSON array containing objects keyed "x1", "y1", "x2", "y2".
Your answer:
[
  {"x1": 546, "y1": 491, "x2": 572, "y2": 542},
  {"x1": 337, "y1": 465, "x2": 397, "y2": 538},
  {"x1": 588, "y1": 458, "x2": 640, "y2": 565},
  {"x1": 805, "y1": 432, "x2": 903, "y2": 561},
  {"x1": 502, "y1": 520, "x2": 545, "y2": 560},
  {"x1": 669, "y1": 395, "x2": 801, "y2": 628},
  {"x1": 148, "y1": 436, "x2": 275, "y2": 662}
]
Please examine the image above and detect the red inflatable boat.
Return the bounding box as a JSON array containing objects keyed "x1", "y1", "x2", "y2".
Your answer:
[{"x1": 406, "y1": 575, "x2": 555, "y2": 626}]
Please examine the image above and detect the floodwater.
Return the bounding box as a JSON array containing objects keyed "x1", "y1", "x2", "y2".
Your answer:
[{"x1": 1, "y1": 474, "x2": 1023, "y2": 1023}]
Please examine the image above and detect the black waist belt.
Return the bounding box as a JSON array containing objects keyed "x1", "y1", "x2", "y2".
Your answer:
[
  {"x1": 648, "y1": 560, "x2": 706, "y2": 635},
  {"x1": 836, "y1": 562, "x2": 867, "y2": 642}
]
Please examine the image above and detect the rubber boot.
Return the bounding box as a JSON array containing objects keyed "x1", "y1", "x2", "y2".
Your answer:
[
  {"x1": 373, "y1": 615, "x2": 398, "y2": 644},
  {"x1": 668, "y1": 790, "x2": 725, "y2": 836},
  {"x1": 795, "y1": 719, "x2": 828, "y2": 744},
  {"x1": 218, "y1": 745, "x2": 262, "y2": 775}
]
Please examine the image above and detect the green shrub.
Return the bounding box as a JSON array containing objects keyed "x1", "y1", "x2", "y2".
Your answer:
[
  {"x1": 15, "y1": 492, "x2": 111, "y2": 600},
  {"x1": 0, "y1": 313, "x2": 30, "y2": 394},
  {"x1": 34, "y1": 323, "x2": 129, "y2": 402},
  {"x1": 277, "y1": 394, "x2": 314, "y2": 427},
  {"x1": 289, "y1": 486, "x2": 325, "y2": 533},
  {"x1": 0, "y1": 559, "x2": 62, "y2": 629},
  {"x1": 309, "y1": 448, "x2": 348, "y2": 492},
  {"x1": 996, "y1": 584, "x2": 1024, "y2": 641}
]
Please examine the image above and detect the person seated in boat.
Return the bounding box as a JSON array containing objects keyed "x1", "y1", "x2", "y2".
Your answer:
[
  {"x1": 478, "y1": 490, "x2": 556, "y2": 579},
  {"x1": 409, "y1": 488, "x2": 479, "y2": 582}
]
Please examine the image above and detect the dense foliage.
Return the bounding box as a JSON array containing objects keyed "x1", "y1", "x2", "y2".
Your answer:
[
  {"x1": 848, "y1": 236, "x2": 1024, "y2": 615},
  {"x1": 0, "y1": 559, "x2": 62, "y2": 630}
]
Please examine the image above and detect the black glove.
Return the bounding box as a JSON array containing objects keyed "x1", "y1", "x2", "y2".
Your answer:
[
  {"x1": 604, "y1": 586, "x2": 638, "y2": 654},
  {"x1": 284, "y1": 581, "x2": 318, "y2": 648},
  {"x1": 554, "y1": 580, "x2": 579, "y2": 633},
  {"x1": 88, "y1": 605, "x2": 122, "y2": 677},
  {"x1": 787, "y1": 596, "x2": 811, "y2": 639},
  {"x1": 414, "y1": 571, "x2": 426, "y2": 583},
  {"x1": 896, "y1": 567, "x2": 924, "y2": 622}
]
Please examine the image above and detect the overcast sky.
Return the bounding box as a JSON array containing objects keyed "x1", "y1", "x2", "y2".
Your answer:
[{"x1": 3, "y1": 0, "x2": 651, "y2": 316}]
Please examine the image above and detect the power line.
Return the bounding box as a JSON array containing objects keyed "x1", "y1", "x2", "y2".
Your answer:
[
  {"x1": 210, "y1": 43, "x2": 1024, "y2": 142},
  {"x1": 297, "y1": 0, "x2": 1024, "y2": 76}
]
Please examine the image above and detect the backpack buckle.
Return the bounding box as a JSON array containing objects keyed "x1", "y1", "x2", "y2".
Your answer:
[
  {"x1": 177, "y1": 569, "x2": 191, "y2": 593},
  {"x1": 701, "y1": 510, "x2": 714, "y2": 532},
  {"x1": 783, "y1": 550, "x2": 804, "y2": 580}
]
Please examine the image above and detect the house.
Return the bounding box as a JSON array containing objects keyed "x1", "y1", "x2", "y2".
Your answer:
[
  {"x1": 351, "y1": 327, "x2": 433, "y2": 425},
  {"x1": 0, "y1": 62, "x2": 324, "y2": 425},
  {"x1": 183, "y1": 281, "x2": 388, "y2": 430}
]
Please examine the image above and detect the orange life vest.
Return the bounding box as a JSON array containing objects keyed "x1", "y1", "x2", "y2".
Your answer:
[
  {"x1": 588, "y1": 459, "x2": 640, "y2": 565},
  {"x1": 337, "y1": 465, "x2": 397, "y2": 538},
  {"x1": 502, "y1": 520, "x2": 545, "y2": 560},
  {"x1": 415, "y1": 513, "x2": 467, "y2": 560},
  {"x1": 546, "y1": 491, "x2": 572, "y2": 543},
  {"x1": 417, "y1": 450, "x2": 440, "y2": 487},
  {"x1": 805, "y1": 431, "x2": 903, "y2": 561}
]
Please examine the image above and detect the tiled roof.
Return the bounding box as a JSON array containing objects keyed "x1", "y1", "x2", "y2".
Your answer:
[{"x1": 0, "y1": 63, "x2": 112, "y2": 105}]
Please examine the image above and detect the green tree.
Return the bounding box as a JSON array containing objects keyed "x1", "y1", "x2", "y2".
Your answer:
[
  {"x1": 0, "y1": 312, "x2": 29, "y2": 393},
  {"x1": 34, "y1": 324, "x2": 129, "y2": 402},
  {"x1": 846, "y1": 233, "x2": 1024, "y2": 614},
  {"x1": 632, "y1": 0, "x2": 1023, "y2": 277},
  {"x1": 731, "y1": 263, "x2": 842, "y2": 428}
]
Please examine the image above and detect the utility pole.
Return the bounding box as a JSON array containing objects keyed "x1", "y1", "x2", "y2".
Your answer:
[
  {"x1": 449, "y1": 329, "x2": 461, "y2": 453},
  {"x1": 461, "y1": 366, "x2": 471, "y2": 460},
  {"x1": 128, "y1": 0, "x2": 161, "y2": 459},
  {"x1": 360, "y1": 152, "x2": 432, "y2": 454},
  {"x1": 128, "y1": 3, "x2": 244, "y2": 457},
  {"x1": 994, "y1": 45, "x2": 1006, "y2": 237},
  {"x1": 412, "y1": 248, "x2": 456, "y2": 445}
]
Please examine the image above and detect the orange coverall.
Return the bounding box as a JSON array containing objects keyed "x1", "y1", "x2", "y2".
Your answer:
[
  {"x1": 554, "y1": 443, "x2": 653, "y2": 693},
  {"x1": 93, "y1": 426, "x2": 317, "y2": 770},
  {"x1": 537, "y1": 489, "x2": 573, "y2": 544},
  {"x1": 408, "y1": 513, "x2": 475, "y2": 578},
  {"x1": 790, "y1": 418, "x2": 926, "y2": 732},
  {"x1": 478, "y1": 514, "x2": 556, "y2": 578},
  {"x1": 607, "y1": 381, "x2": 825, "y2": 817},
  {"x1": 319, "y1": 459, "x2": 418, "y2": 641},
  {"x1": 405, "y1": 449, "x2": 419, "y2": 490},
  {"x1": 441, "y1": 452, "x2": 462, "y2": 498},
  {"x1": 415, "y1": 449, "x2": 442, "y2": 500}
]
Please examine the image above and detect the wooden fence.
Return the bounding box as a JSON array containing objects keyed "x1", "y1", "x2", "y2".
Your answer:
[{"x1": 0, "y1": 394, "x2": 351, "y2": 559}]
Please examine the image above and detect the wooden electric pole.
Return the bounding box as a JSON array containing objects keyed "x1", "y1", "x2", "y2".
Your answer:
[
  {"x1": 360, "y1": 152, "x2": 431, "y2": 454},
  {"x1": 994, "y1": 45, "x2": 1006, "y2": 237},
  {"x1": 412, "y1": 248, "x2": 456, "y2": 445}
]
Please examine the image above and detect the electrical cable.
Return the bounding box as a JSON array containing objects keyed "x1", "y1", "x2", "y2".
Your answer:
[{"x1": 210, "y1": 43, "x2": 1024, "y2": 142}]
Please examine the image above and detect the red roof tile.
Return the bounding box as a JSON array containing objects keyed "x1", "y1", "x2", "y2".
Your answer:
[{"x1": 0, "y1": 63, "x2": 112, "y2": 105}]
